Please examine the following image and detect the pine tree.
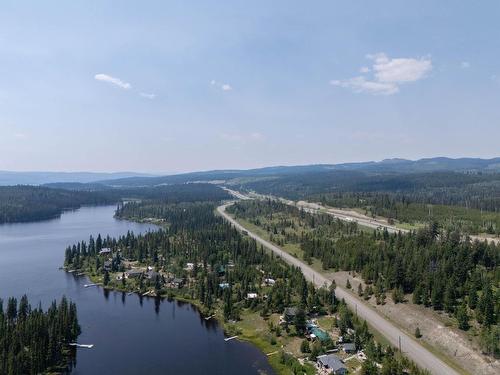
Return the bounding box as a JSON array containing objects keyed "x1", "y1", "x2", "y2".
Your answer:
[
  {"x1": 358, "y1": 283, "x2": 364, "y2": 296},
  {"x1": 414, "y1": 326, "x2": 422, "y2": 338},
  {"x1": 300, "y1": 339, "x2": 311, "y2": 353},
  {"x1": 456, "y1": 301, "x2": 469, "y2": 330},
  {"x1": 103, "y1": 270, "x2": 110, "y2": 286}
]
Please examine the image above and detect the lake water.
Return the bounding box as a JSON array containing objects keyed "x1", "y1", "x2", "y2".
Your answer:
[{"x1": 0, "y1": 205, "x2": 274, "y2": 374}]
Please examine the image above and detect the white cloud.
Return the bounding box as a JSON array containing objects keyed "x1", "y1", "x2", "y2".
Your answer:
[
  {"x1": 94, "y1": 73, "x2": 131, "y2": 89},
  {"x1": 140, "y1": 92, "x2": 156, "y2": 99},
  {"x1": 368, "y1": 53, "x2": 432, "y2": 83},
  {"x1": 211, "y1": 80, "x2": 232, "y2": 91},
  {"x1": 461, "y1": 61, "x2": 470, "y2": 69},
  {"x1": 331, "y1": 53, "x2": 432, "y2": 95},
  {"x1": 330, "y1": 77, "x2": 399, "y2": 95}
]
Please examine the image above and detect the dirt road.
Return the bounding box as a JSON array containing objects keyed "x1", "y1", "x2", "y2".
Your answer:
[{"x1": 217, "y1": 202, "x2": 460, "y2": 375}]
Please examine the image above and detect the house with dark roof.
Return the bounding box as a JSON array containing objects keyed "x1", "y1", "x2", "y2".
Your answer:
[
  {"x1": 342, "y1": 342, "x2": 356, "y2": 353},
  {"x1": 283, "y1": 307, "x2": 298, "y2": 322},
  {"x1": 317, "y1": 354, "x2": 347, "y2": 375},
  {"x1": 145, "y1": 270, "x2": 160, "y2": 280},
  {"x1": 125, "y1": 269, "x2": 143, "y2": 279},
  {"x1": 171, "y1": 277, "x2": 184, "y2": 288}
]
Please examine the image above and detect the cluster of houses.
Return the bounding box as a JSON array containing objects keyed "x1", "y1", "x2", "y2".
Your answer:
[{"x1": 276, "y1": 307, "x2": 361, "y2": 374}]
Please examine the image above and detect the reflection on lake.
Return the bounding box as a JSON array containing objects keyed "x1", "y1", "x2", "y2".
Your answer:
[{"x1": 0, "y1": 205, "x2": 274, "y2": 374}]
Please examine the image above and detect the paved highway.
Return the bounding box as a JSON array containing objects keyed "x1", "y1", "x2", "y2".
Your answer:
[{"x1": 217, "y1": 202, "x2": 460, "y2": 375}]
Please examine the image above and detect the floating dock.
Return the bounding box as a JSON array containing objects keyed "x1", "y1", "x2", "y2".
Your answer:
[
  {"x1": 69, "y1": 343, "x2": 94, "y2": 349},
  {"x1": 224, "y1": 336, "x2": 238, "y2": 342}
]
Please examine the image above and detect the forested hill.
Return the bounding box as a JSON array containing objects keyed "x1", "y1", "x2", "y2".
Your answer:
[
  {"x1": 0, "y1": 184, "x2": 231, "y2": 224},
  {"x1": 93, "y1": 157, "x2": 500, "y2": 187},
  {"x1": 0, "y1": 186, "x2": 117, "y2": 223}
]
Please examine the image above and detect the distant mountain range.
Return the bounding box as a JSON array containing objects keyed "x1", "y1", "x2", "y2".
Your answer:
[
  {"x1": 2, "y1": 157, "x2": 499, "y2": 187},
  {"x1": 93, "y1": 157, "x2": 500, "y2": 188},
  {"x1": 0, "y1": 171, "x2": 156, "y2": 186}
]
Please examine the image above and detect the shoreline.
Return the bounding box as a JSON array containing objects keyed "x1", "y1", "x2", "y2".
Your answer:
[{"x1": 65, "y1": 268, "x2": 303, "y2": 375}]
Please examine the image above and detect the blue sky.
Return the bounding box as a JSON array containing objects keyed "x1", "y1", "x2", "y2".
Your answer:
[{"x1": 1, "y1": 1, "x2": 499, "y2": 173}]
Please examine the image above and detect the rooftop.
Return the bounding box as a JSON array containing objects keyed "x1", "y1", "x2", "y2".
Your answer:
[{"x1": 317, "y1": 354, "x2": 346, "y2": 372}]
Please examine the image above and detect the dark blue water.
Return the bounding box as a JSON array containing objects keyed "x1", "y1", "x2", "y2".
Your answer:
[{"x1": 0, "y1": 206, "x2": 274, "y2": 374}]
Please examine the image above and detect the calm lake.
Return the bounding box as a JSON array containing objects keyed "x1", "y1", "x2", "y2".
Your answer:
[{"x1": 0, "y1": 205, "x2": 274, "y2": 374}]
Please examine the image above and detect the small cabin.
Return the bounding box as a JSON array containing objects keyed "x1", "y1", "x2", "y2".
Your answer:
[
  {"x1": 125, "y1": 269, "x2": 143, "y2": 279},
  {"x1": 172, "y1": 277, "x2": 184, "y2": 288}
]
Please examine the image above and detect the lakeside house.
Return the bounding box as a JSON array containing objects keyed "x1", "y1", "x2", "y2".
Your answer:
[
  {"x1": 145, "y1": 270, "x2": 160, "y2": 280},
  {"x1": 317, "y1": 354, "x2": 347, "y2": 375},
  {"x1": 103, "y1": 260, "x2": 112, "y2": 271},
  {"x1": 125, "y1": 269, "x2": 143, "y2": 279},
  {"x1": 185, "y1": 262, "x2": 195, "y2": 271},
  {"x1": 171, "y1": 277, "x2": 184, "y2": 288},
  {"x1": 219, "y1": 282, "x2": 230, "y2": 289},
  {"x1": 247, "y1": 293, "x2": 258, "y2": 299},
  {"x1": 99, "y1": 248, "x2": 112, "y2": 255}
]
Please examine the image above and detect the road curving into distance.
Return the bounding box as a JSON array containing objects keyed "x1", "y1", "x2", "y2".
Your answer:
[{"x1": 217, "y1": 201, "x2": 460, "y2": 375}]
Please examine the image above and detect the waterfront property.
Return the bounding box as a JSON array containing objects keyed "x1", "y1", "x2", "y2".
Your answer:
[
  {"x1": 125, "y1": 269, "x2": 143, "y2": 279},
  {"x1": 171, "y1": 277, "x2": 184, "y2": 288}
]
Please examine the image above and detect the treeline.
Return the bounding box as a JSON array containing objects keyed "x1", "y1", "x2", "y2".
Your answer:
[
  {"x1": 0, "y1": 183, "x2": 229, "y2": 224},
  {"x1": 228, "y1": 199, "x2": 500, "y2": 357},
  {"x1": 65, "y1": 199, "x2": 428, "y2": 374},
  {"x1": 0, "y1": 185, "x2": 116, "y2": 223},
  {"x1": 238, "y1": 170, "x2": 500, "y2": 232},
  {"x1": 314, "y1": 191, "x2": 500, "y2": 235},
  {"x1": 0, "y1": 295, "x2": 80, "y2": 375}
]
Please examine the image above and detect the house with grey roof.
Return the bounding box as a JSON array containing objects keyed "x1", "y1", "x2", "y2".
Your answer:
[
  {"x1": 342, "y1": 342, "x2": 356, "y2": 353},
  {"x1": 317, "y1": 354, "x2": 347, "y2": 375},
  {"x1": 125, "y1": 269, "x2": 143, "y2": 279},
  {"x1": 145, "y1": 270, "x2": 160, "y2": 280},
  {"x1": 284, "y1": 307, "x2": 298, "y2": 322}
]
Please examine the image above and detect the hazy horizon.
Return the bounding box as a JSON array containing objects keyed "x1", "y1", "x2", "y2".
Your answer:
[{"x1": 0, "y1": 155, "x2": 499, "y2": 175}]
